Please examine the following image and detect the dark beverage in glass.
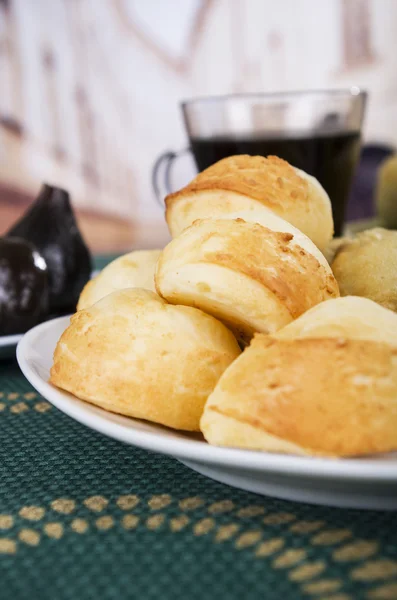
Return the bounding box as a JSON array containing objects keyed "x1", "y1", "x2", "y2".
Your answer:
[
  {"x1": 190, "y1": 130, "x2": 361, "y2": 236},
  {"x1": 153, "y1": 91, "x2": 366, "y2": 237}
]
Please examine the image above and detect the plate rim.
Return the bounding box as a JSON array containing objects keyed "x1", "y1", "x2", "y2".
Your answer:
[
  {"x1": 0, "y1": 332, "x2": 23, "y2": 347},
  {"x1": 17, "y1": 316, "x2": 397, "y2": 483}
]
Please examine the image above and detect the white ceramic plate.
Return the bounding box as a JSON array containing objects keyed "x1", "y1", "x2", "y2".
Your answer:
[{"x1": 17, "y1": 316, "x2": 397, "y2": 511}]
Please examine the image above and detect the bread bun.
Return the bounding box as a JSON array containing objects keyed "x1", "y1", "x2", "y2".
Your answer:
[
  {"x1": 322, "y1": 236, "x2": 350, "y2": 264},
  {"x1": 274, "y1": 296, "x2": 397, "y2": 346},
  {"x1": 51, "y1": 288, "x2": 240, "y2": 431},
  {"x1": 156, "y1": 213, "x2": 338, "y2": 344},
  {"x1": 331, "y1": 228, "x2": 397, "y2": 312},
  {"x1": 165, "y1": 155, "x2": 333, "y2": 251},
  {"x1": 201, "y1": 334, "x2": 397, "y2": 457},
  {"x1": 77, "y1": 250, "x2": 161, "y2": 311}
]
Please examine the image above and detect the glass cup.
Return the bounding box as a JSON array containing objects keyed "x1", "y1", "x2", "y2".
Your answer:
[{"x1": 152, "y1": 89, "x2": 367, "y2": 236}]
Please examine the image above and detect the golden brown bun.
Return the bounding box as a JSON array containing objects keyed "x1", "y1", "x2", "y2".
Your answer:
[
  {"x1": 165, "y1": 155, "x2": 333, "y2": 251},
  {"x1": 51, "y1": 289, "x2": 240, "y2": 431},
  {"x1": 218, "y1": 208, "x2": 332, "y2": 270},
  {"x1": 274, "y1": 296, "x2": 397, "y2": 346},
  {"x1": 331, "y1": 228, "x2": 397, "y2": 312},
  {"x1": 77, "y1": 250, "x2": 161, "y2": 311},
  {"x1": 201, "y1": 335, "x2": 397, "y2": 457},
  {"x1": 156, "y1": 214, "x2": 339, "y2": 344}
]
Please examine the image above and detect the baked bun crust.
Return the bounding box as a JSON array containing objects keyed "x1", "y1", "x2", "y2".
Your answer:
[
  {"x1": 165, "y1": 155, "x2": 333, "y2": 251},
  {"x1": 77, "y1": 250, "x2": 161, "y2": 311},
  {"x1": 201, "y1": 334, "x2": 397, "y2": 457},
  {"x1": 274, "y1": 296, "x2": 397, "y2": 346},
  {"x1": 156, "y1": 214, "x2": 338, "y2": 344},
  {"x1": 332, "y1": 228, "x2": 397, "y2": 312},
  {"x1": 51, "y1": 288, "x2": 240, "y2": 431}
]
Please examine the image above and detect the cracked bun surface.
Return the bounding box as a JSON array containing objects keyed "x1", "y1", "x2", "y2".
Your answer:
[
  {"x1": 165, "y1": 155, "x2": 333, "y2": 251},
  {"x1": 156, "y1": 212, "x2": 338, "y2": 344},
  {"x1": 201, "y1": 296, "x2": 397, "y2": 456}
]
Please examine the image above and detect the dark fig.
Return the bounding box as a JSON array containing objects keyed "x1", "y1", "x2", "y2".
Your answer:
[
  {"x1": 0, "y1": 237, "x2": 49, "y2": 335},
  {"x1": 7, "y1": 184, "x2": 92, "y2": 313}
]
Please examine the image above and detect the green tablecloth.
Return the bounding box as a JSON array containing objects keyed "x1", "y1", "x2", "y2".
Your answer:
[{"x1": 1, "y1": 257, "x2": 396, "y2": 600}]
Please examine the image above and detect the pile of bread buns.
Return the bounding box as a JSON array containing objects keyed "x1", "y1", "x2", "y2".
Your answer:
[{"x1": 50, "y1": 155, "x2": 397, "y2": 458}]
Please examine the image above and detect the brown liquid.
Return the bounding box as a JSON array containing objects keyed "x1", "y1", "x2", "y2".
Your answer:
[{"x1": 190, "y1": 131, "x2": 361, "y2": 236}]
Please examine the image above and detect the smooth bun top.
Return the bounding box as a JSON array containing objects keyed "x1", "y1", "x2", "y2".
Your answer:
[
  {"x1": 51, "y1": 288, "x2": 240, "y2": 431},
  {"x1": 274, "y1": 296, "x2": 397, "y2": 346},
  {"x1": 77, "y1": 249, "x2": 161, "y2": 310}
]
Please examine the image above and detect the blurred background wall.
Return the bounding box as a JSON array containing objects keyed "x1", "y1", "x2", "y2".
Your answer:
[{"x1": 0, "y1": 0, "x2": 396, "y2": 251}]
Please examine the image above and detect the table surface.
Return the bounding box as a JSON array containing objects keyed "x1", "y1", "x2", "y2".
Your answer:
[{"x1": 1, "y1": 257, "x2": 396, "y2": 600}]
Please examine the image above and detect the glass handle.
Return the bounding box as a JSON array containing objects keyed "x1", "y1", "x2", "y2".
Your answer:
[{"x1": 152, "y1": 148, "x2": 191, "y2": 206}]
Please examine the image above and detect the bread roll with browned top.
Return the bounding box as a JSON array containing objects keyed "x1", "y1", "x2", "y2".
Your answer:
[
  {"x1": 156, "y1": 211, "x2": 339, "y2": 344},
  {"x1": 275, "y1": 296, "x2": 397, "y2": 346},
  {"x1": 165, "y1": 155, "x2": 333, "y2": 251},
  {"x1": 51, "y1": 289, "x2": 240, "y2": 431},
  {"x1": 77, "y1": 249, "x2": 161, "y2": 310},
  {"x1": 332, "y1": 228, "x2": 397, "y2": 312},
  {"x1": 201, "y1": 296, "x2": 397, "y2": 457}
]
